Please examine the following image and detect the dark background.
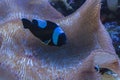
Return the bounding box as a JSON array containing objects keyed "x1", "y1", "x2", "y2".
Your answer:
[{"x1": 50, "y1": 0, "x2": 120, "y2": 57}]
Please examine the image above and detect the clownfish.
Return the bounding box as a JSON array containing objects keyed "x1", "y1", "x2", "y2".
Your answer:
[{"x1": 21, "y1": 18, "x2": 66, "y2": 46}]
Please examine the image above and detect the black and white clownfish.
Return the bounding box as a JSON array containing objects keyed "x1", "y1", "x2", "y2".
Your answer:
[{"x1": 21, "y1": 18, "x2": 66, "y2": 47}]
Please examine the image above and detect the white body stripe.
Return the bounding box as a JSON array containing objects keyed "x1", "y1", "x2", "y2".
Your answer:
[{"x1": 52, "y1": 27, "x2": 64, "y2": 45}]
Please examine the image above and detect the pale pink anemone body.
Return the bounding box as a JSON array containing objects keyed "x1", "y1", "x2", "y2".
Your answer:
[{"x1": 0, "y1": 0, "x2": 120, "y2": 80}]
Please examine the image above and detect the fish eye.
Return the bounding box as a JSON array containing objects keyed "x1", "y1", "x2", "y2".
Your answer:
[
  {"x1": 94, "y1": 65, "x2": 100, "y2": 72},
  {"x1": 94, "y1": 67, "x2": 120, "y2": 80}
]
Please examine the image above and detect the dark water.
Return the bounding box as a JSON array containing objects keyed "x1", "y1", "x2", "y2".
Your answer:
[{"x1": 50, "y1": 0, "x2": 120, "y2": 57}]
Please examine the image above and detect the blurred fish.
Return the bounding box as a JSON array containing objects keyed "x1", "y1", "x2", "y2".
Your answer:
[
  {"x1": 0, "y1": 0, "x2": 119, "y2": 80},
  {"x1": 22, "y1": 18, "x2": 66, "y2": 46}
]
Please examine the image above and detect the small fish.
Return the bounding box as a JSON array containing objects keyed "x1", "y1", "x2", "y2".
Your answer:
[{"x1": 21, "y1": 18, "x2": 66, "y2": 46}]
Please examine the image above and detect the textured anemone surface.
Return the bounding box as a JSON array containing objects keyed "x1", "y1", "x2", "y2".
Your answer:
[{"x1": 0, "y1": 0, "x2": 120, "y2": 80}]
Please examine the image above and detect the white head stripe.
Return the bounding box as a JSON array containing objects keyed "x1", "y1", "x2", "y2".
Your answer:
[{"x1": 37, "y1": 19, "x2": 47, "y2": 28}]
